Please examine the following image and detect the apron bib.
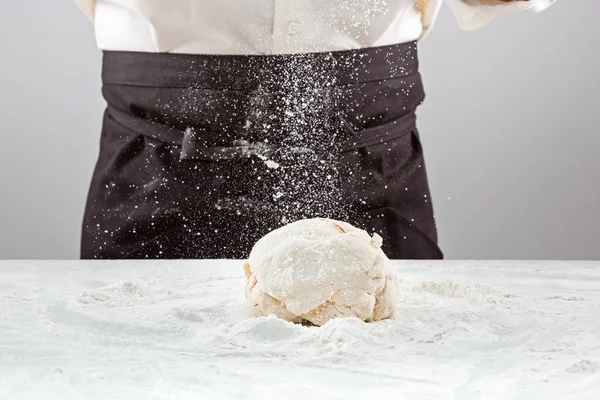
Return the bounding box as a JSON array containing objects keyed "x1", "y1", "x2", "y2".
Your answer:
[{"x1": 82, "y1": 42, "x2": 442, "y2": 259}]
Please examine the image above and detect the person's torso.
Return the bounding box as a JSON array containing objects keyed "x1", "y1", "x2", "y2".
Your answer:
[{"x1": 93, "y1": 0, "x2": 442, "y2": 54}]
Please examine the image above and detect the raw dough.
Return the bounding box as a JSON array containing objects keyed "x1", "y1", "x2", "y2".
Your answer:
[{"x1": 244, "y1": 218, "x2": 398, "y2": 326}]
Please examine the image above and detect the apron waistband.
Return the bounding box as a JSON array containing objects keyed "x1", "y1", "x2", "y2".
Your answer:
[{"x1": 102, "y1": 42, "x2": 420, "y2": 90}]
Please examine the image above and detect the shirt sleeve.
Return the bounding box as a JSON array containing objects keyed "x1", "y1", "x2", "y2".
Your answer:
[
  {"x1": 75, "y1": 0, "x2": 96, "y2": 22},
  {"x1": 445, "y1": 0, "x2": 557, "y2": 31}
]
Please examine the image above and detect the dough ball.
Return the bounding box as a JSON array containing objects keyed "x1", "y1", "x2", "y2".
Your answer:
[{"x1": 244, "y1": 218, "x2": 398, "y2": 326}]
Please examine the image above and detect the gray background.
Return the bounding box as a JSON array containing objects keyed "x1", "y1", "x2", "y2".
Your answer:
[{"x1": 0, "y1": 1, "x2": 598, "y2": 260}]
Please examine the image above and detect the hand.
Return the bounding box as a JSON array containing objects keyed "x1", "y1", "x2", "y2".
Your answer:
[{"x1": 415, "y1": 0, "x2": 429, "y2": 14}]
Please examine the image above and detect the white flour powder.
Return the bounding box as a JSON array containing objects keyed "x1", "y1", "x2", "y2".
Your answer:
[{"x1": 0, "y1": 260, "x2": 599, "y2": 399}]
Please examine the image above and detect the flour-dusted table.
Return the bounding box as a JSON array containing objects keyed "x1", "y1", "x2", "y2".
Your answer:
[{"x1": 1, "y1": 261, "x2": 599, "y2": 399}]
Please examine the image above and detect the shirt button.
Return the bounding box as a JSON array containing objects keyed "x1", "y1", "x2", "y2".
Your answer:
[{"x1": 287, "y1": 20, "x2": 300, "y2": 36}]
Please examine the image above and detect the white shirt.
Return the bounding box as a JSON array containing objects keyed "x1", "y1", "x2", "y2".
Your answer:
[{"x1": 76, "y1": 0, "x2": 556, "y2": 55}]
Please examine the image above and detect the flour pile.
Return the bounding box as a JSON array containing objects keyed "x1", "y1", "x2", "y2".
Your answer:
[{"x1": 244, "y1": 218, "x2": 398, "y2": 326}]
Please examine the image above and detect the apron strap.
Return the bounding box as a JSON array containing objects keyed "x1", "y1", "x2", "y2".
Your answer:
[
  {"x1": 108, "y1": 105, "x2": 417, "y2": 161},
  {"x1": 339, "y1": 112, "x2": 417, "y2": 151},
  {"x1": 107, "y1": 106, "x2": 184, "y2": 147},
  {"x1": 107, "y1": 105, "x2": 316, "y2": 162}
]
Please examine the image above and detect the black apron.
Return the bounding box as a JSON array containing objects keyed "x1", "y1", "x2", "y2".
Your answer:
[{"x1": 81, "y1": 42, "x2": 443, "y2": 260}]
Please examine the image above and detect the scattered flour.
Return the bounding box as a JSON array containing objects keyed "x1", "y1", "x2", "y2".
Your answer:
[
  {"x1": 567, "y1": 360, "x2": 600, "y2": 374},
  {"x1": 0, "y1": 260, "x2": 599, "y2": 399},
  {"x1": 257, "y1": 154, "x2": 281, "y2": 169},
  {"x1": 416, "y1": 280, "x2": 516, "y2": 304}
]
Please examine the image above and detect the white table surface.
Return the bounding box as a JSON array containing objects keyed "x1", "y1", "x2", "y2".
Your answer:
[{"x1": 1, "y1": 260, "x2": 599, "y2": 399}]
